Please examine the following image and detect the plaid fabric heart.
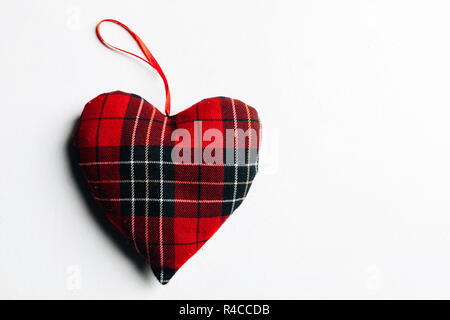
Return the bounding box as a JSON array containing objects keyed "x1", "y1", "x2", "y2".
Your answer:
[
  {"x1": 72, "y1": 19, "x2": 261, "y2": 284},
  {"x1": 73, "y1": 91, "x2": 261, "y2": 284}
]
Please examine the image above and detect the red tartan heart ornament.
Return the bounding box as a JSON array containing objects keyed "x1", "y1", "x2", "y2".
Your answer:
[
  {"x1": 72, "y1": 18, "x2": 261, "y2": 284},
  {"x1": 73, "y1": 92, "x2": 260, "y2": 284}
]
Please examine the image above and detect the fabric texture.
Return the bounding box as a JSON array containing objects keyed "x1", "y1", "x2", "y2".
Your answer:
[{"x1": 73, "y1": 91, "x2": 261, "y2": 284}]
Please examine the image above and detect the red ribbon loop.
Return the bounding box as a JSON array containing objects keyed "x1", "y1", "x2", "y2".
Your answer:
[{"x1": 96, "y1": 19, "x2": 171, "y2": 116}]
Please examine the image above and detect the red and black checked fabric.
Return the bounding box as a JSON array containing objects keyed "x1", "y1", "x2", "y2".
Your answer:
[{"x1": 73, "y1": 91, "x2": 261, "y2": 284}]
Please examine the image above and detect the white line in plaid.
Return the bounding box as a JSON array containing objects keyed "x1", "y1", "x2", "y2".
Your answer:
[
  {"x1": 79, "y1": 161, "x2": 257, "y2": 167},
  {"x1": 94, "y1": 197, "x2": 246, "y2": 203},
  {"x1": 159, "y1": 117, "x2": 167, "y2": 283},
  {"x1": 144, "y1": 106, "x2": 156, "y2": 264},
  {"x1": 130, "y1": 99, "x2": 144, "y2": 254},
  {"x1": 230, "y1": 98, "x2": 238, "y2": 214}
]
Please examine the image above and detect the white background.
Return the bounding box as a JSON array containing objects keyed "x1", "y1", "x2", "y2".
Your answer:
[{"x1": 1, "y1": 0, "x2": 450, "y2": 299}]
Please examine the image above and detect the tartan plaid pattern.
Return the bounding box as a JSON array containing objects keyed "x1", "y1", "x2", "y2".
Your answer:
[{"x1": 73, "y1": 91, "x2": 261, "y2": 284}]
